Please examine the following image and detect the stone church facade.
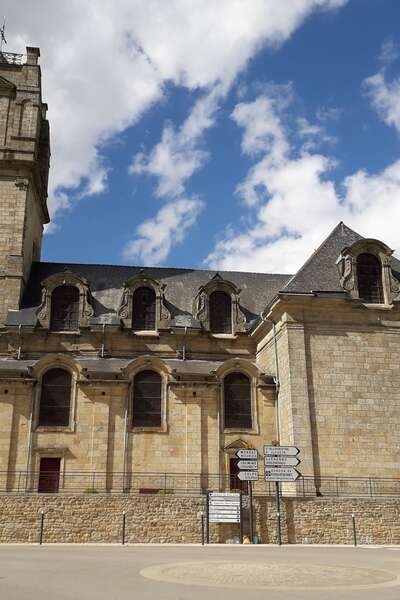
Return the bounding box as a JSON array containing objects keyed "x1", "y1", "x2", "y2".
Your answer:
[{"x1": 0, "y1": 48, "x2": 399, "y2": 496}]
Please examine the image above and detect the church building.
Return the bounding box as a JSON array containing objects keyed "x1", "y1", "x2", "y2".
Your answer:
[{"x1": 1, "y1": 48, "x2": 399, "y2": 496}]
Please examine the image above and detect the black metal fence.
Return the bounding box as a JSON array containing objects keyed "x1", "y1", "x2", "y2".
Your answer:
[{"x1": 1, "y1": 471, "x2": 400, "y2": 497}]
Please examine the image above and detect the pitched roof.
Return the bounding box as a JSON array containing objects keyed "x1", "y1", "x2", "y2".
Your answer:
[{"x1": 282, "y1": 222, "x2": 361, "y2": 294}]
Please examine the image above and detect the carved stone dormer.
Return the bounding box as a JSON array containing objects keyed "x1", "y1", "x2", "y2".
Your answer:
[
  {"x1": 118, "y1": 274, "x2": 171, "y2": 330},
  {"x1": 337, "y1": 238, "x2": 400, "y2": 305},
  {"x1": 193, "y1": 273, "x2": 247, "y2": 334},
  {"x1": 36, "y1": 271, "x2": 94, "y2": 329}
]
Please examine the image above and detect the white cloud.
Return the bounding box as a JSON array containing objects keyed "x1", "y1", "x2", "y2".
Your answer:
[
  {"x1": 364, "y1": 72, "x2": 400, "y2": 134},
  {"x1": 122, "y1": 197, "x2": 203, "y2": 265},
  {"x1": 206, "y1": 92, "x2": 400, "y2": 273}
]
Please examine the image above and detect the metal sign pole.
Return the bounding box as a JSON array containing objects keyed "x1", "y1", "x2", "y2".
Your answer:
[
  {"x1": 248, "y1": 480, "x2": 254, "y2": 543},
  {"x1": 206, "y1": 491, "x2": 210, "y2": 544},
  {"x1": 275, "y1": 481, "x2": 282, "y2": 546},
  {"x1": 239, "y1": 491, "x2": 244, "y2": 544}
]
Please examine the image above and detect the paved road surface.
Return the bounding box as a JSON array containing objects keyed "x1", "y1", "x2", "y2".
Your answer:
[{"x1": 1, "y1": 545, "x2": 400, "y2": 600}]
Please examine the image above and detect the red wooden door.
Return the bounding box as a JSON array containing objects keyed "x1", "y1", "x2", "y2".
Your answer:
[
  {"x1": 38, "y1": 457, "x2": 61, "y2": 493},
  {"x1": 229, "y1": 457, "x2": 247, "y2": 493}
]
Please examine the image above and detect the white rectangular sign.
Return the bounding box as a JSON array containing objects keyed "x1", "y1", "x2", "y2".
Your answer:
[
  {"x1": 264, "y1": 467, "x2": 300, "y2": 482},
  {"x1": 264, "y1": 445, "x2": 300, "y2": 457},
  {"x1": 238, "y1": 470, "x2": 259, "y2": 481},
  {"x1": 236, "y1": 449, "x2": 258, "y2": 460},
  {"x1": 264, "y1": 456, "x2": 300, "y2": 467},
  {"x1": 237, "y1": 460, "x2": 258, "y2": 470},
  {"x1": 208, "y1": 492, "x2": 241, "y2": 523}
]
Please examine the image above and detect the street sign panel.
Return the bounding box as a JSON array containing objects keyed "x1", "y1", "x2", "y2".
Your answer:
[
  {"x1": 236, "y1": 448, "x2": 258, "y2": 460},
  {"x1": 237, "y1": 460, "x2": 258, "y2": 470},
  {"x1": 238, "y1": 470, "x2": 259, "y2": 481},
  {"x1": 264, "y1": 467, "x2": 300, "y2": 482},
  {"x1": 264, "y1": 445, "x2": 300, "y2": 457},
  {"x1": 208, "y1": 492, "x2": 241, "y2": 523},
  {"x1": 264, "y1": 456, "x2": 300, "y2": 467}
]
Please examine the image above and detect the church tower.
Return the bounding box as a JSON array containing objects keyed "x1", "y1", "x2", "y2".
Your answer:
[{"x1": 0, "y1": 47, "x2": 50, "y2": 324}]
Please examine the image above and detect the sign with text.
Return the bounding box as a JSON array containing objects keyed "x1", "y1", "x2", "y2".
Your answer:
[
  {"x1": 236, "y1": 448, "x2": 258, "y2": 460},
  {"x1": 264, "y1": 456, "x2": 300, "y2": 467},
  {"x1": 237, "y1": 460, "x2": 258, "y2": 470},
  {"x1": 238, "y1": 470, "x2": 259, "y2": 481},
  {"x1": 265, "y1": 467, "x2": 300, "y2": 482},
  {"x1": 208, "y1": 492, "x2": 241, "y2": 523},
  {"x1": 264, "y1": 446, "x2": 300, "y2": 457}
]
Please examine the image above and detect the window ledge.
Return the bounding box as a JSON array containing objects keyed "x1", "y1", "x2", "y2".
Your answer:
[
  {"x1": 48, "y1": 330, "x2": 80, "y2": 335},
  {"x1": 210, "y1": 333, "x2": 237, "y2": 339},
  {"x1": 361, "y1": 303, "x2": 393, "y2": 311},
  {"x1": 224, "y1": 427, "x2": 257, "y2": 434},
  {"x1": 131, "y1": 426, "x2": 167, "y2": 433},
  {"x1": 132, "y1": 330, "x2": 159, "y2": 337},
  {"x1": 35, "y1": 426, "x2": 74, "y2": 433}
]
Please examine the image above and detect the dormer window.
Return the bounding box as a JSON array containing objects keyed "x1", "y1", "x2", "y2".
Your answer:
[
  {"x1": 356, "y1": 253, "x2": 383, "y2": 304},
  {"x1": 50, "y1": 285, "x2": 80, "y2": 331},
  {"x1": 132, "y1": 286, "x2": 156, "y2": 331},
  {"x1": 209, "y1": 290, "x2": 232, "y2": 333}
]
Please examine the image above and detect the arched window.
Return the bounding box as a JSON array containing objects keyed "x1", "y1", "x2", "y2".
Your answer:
[
  {"x1": 50, "y1": 285, "x2": 80, "y2": 331},
  {"x1": 132, "y1": 287, "x2": 156, "y2": 331},
  {"x1": 224, "y1": 372, "x2": 252, "y2": 429},
  {"x1": 38, "y1": 368, "x2": 72, "y2": 427},
  {"x1": 209, "y1": 290, "x2": 232, "y2": 333},
  {"x1": 357, "y1": 253, "x2": 383, "y2": 303},
  {"x1": 132, "y1": 370, "x2": 162, "y2": 427}
]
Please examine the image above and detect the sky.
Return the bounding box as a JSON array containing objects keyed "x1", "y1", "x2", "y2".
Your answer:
[{"x1": 5, "y1": 0, "x2": 400, "y2": 274}]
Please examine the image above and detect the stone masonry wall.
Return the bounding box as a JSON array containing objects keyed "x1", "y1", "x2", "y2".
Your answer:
[{"x1": 0, "y1": 494, "x2": 399, "y2": 545}]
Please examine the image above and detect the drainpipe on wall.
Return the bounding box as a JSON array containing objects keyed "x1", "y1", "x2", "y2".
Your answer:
[
  {"x1": 262, "y1": 317, "x2": 281, "y2": 442},
  {"x1": 122, "y1": 382, "x2": 131, "y2": 492},
  {"x1": 17, "y1": 325, "x2": 22, "y2": 360},
  {"x1": 25, "y1": 381, "x2": 37, "y2": 490},
  {"x1": 217, "y1": 383, "x2": 221, "y2": 489}
]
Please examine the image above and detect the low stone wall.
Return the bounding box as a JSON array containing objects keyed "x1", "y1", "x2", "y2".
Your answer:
[{"x1": 0, "y1": 494, "x2": 399, "y2": 544}]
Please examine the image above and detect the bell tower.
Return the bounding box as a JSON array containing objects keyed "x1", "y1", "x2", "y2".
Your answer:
[{"x1": 0, "y1": 47, "x2": 50, "y2": 325}]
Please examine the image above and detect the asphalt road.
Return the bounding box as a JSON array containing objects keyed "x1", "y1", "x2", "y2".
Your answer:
[{"x1": 1, "y1": 544, "x2": 400, "y2": 600}]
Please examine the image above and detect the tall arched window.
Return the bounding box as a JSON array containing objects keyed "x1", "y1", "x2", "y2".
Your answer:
[
  {"x1": 38, "y1": 368, "x2": 72, "y2": 426},
  {"x1": 50, "y1": 285, "x2": 80, "y2": 331},
  {"x1": 132, "y1": 287, "x2": 156, "y2": 331},
  {"x1": 209, "y1": 290, "x2": 232, "y2": 333},
  {"x1": 224, "y1": 372, "x2": 252, "y2": 429},
  {"x1": 357, "y1": 253, "x2": 383, "y2": 303},
  {"x1": 132, "y1": 370, "x2": 162, "y2": 427}
]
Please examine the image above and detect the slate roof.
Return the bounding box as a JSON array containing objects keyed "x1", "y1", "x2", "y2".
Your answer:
[
  {"x1": 11, "y1": 262, "x2": 291, "y2": 328},
  {"x1": 6, "y1": 222, "x2": 400, "y2": 329}
]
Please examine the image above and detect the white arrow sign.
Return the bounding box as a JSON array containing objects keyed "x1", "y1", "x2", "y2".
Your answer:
[
  {"x1": 264, "y1": 446, "x2": 300, "y2": 457},
  {"x1": 238, "y1": 470, "x2": 259, "y2": 481},
  {"x1": 264, "y1": 456, "x2": 300, "y2": 467},
  {"x1": 236, "y1": 449, "x2": 258, "y2": 460},
  {"x1": 264, "y1": 467, "x2": 300, "y2": 482},
  {"x1": 237, "y1": 460, "x2": 258, "y2": 470}
]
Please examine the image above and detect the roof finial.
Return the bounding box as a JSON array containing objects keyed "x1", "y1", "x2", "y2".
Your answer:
[{"x1": 0, "y1": 18, "x2": 6, "y2": 53}]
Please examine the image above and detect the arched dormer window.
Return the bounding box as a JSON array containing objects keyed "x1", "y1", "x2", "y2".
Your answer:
[
  {"x1": 38, "y1": 368, "x2": 72, "y2": 427},
  {"x1": 132, "y1": 287, "x2": 156, "y2": 331},
  {"x1": 36, "y1": 272, "x2": 94, "y2": 330},
  {"x1": 224, "y1": 372, "x2": 252, "y2": 429},
  {"x1": 194, "y1": 274, "x2": 247, "y2": 335},
  {"x1": 118, "y1": 274, "x2": 170, "y2": 331},
  {"x1": 50, "y1": 285, "x2": 79, "y2": 331},
  {"x1": 132, "y1": 370, "x2": 162, "y2": 427},
  {"x1": 210, "y1": 290, "x2": 232, "y2": 333},
  {"x1": 357, "y1": 253, "x2": 383, "y2": 304}
]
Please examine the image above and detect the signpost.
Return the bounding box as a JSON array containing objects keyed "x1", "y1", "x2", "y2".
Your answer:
[
  {"x1": 235, "y1": 448, "x2": 259, "y2": 543},
  {"x1": 206, "y1": 492, "x2": 243, "y2": 544},
  {"x1": 264, "y1": 445, "x2": 302, "y2": 546}
]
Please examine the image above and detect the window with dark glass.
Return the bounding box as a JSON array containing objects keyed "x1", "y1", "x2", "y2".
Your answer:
[
  {"x1": 224, "y1": 372, "x2": 252, "y2": 429},
  {"x1": 38, "y1": 368, "x2": 72, "y2": 427},
  {"x1": 209, "y1": 290, "x2": 232, "y2": 333},
  {"x1": 132, "y1": 370, "x2": 162, "y2": 427},
  {"x1": 132, "y1": 287, "x2": 156, "y2": 330},
  {"x1": 50, "y1": 285, "x2": 80, "y2": 331},
  {"x1": 357, "y1": 253, "x2": 384, "y2": 303}
]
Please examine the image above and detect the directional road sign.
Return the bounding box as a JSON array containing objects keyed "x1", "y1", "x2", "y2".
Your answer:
[
  {"x1": 264, "y1": 445, "x2": 300, "y2": 457},
  {"x1": 264, "y1": 456, "x2": 300, "y2": 467},
  {"x1": 237, "y1": 460, "x2": 258, "y2": 470},
  {"x1": 208, "y1": 492, "x2": 241, "y2": 523},
  {"x1": 238, "y1": 470, "x2": 259, "y2": 481},
  {"x1": 236, "y1": 448, "x2": 258, "y2": 460},
  {"x1": 265, "y1": 467, "x2": 300, "y2": 482}
]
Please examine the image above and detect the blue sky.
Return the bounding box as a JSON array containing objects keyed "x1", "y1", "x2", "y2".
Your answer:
[{"x1": 7, "y1": 0, "x2": 400, "y2": 273}]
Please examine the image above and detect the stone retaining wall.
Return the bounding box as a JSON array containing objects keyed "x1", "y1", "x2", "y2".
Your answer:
[{"x1": 0, "y1": 495, "x2": 399, "y2": 544}]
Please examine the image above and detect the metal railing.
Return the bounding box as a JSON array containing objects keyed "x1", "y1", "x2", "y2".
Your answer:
[
  {"x1": 0, "y1": 52, "x2": 24, "y2": 65},
  {"x1": 1, "y1": 471, "x2": 400, "y2": 497}
]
